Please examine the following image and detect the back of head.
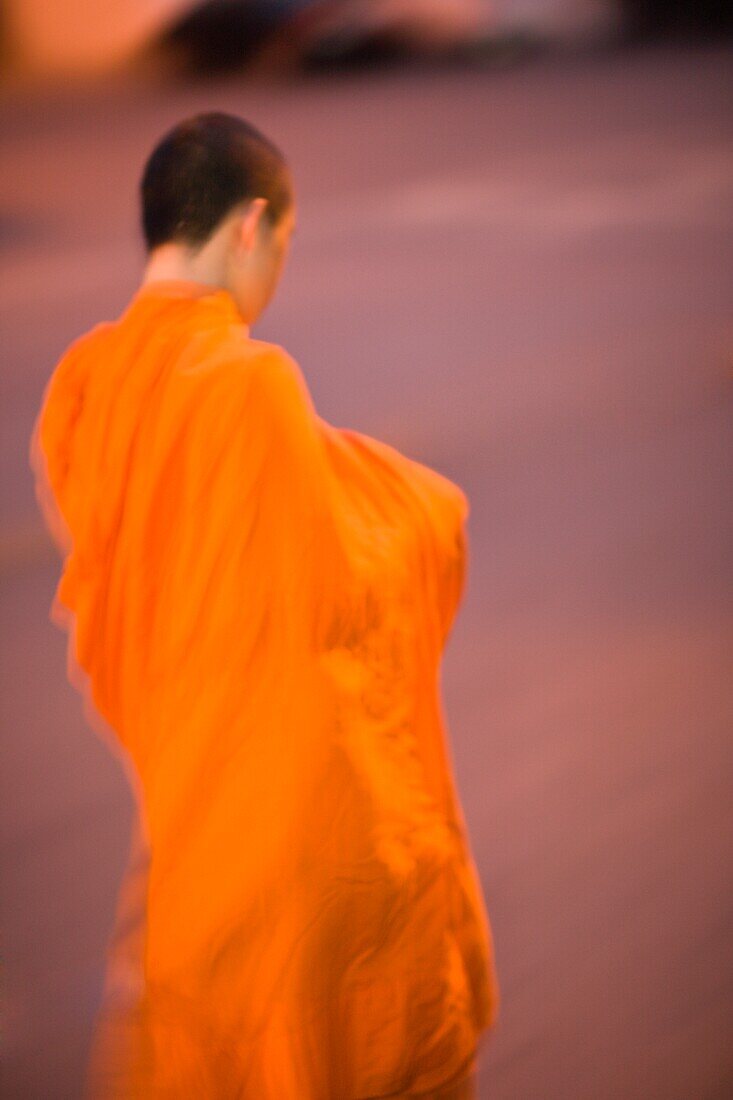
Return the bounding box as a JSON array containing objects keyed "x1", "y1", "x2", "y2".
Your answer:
[{"x1": 140, "y1": 112, "x2": 292, "y2": 253}]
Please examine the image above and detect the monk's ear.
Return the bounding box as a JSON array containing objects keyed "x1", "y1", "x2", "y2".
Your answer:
[{"x1": 235, "y1": 197, "x2": 268, "y2": 253}]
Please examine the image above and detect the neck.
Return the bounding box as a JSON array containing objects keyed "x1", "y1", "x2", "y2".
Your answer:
[{"x1": 142, "y1": 242, "x2": 225, "y2": 291}]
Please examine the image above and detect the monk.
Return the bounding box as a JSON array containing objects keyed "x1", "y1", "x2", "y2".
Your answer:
[{"x1": 29, "y1": 111, "x2": 499, "y2": 1098}]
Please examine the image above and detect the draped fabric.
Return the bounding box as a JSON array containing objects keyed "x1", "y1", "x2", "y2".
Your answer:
[{"x1": 29, "y1": 279, "x2": 499, "y2": 1098}]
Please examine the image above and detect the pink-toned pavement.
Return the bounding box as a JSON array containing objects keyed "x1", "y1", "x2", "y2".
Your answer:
[{"x1": 1, "y1": 45, "x2": 732, "y2": 1100}]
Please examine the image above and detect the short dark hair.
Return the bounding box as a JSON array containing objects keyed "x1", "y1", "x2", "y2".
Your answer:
[{"x1": 140, "y1": 111, "x2": 292, "y2": 252}]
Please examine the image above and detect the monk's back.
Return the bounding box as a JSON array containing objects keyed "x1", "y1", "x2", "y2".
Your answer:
[{"x1": 31, "y1": 108, "x2": 499, "y2": 1098}]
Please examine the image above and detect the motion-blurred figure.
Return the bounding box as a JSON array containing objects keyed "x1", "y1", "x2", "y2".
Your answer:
[
  {"x1": 158, "y1": 0, "x2": 625, "y2": 75},
  {"x1": 160, "y1": 0, "x2": 493, "y2": 74}
]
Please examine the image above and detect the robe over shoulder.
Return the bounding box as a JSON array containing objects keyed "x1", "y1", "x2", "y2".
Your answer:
[{"x1": 30, "y1": 278, "x2": 499, "y2": 1099}]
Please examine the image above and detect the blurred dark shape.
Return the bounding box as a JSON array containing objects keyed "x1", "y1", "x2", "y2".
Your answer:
[
  {"x1": 620, "y1": 0, "x2": 733, "y2": 40},
  {"x1": 158, "y1": 0, "x2": 328, "y2": 75},
  {"x1": 156, "y1": 0, "x2": 513, "y2": 77},
  {"x1": 295, "y1": 3, "x2": 540, "y2": 73}
]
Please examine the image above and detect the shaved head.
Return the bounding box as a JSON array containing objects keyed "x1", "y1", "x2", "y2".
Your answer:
[{"x1": 140, "y1": 111, "x2": 293, "y2": 253}]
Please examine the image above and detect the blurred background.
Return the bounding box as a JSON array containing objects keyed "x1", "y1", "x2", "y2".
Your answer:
[{"x1": 1, "y1": 3, "x2": 732, "y2": 1098}]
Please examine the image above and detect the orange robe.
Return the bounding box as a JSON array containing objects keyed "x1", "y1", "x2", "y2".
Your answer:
[{"x1": 29, "y1": 279, "x2": 499, "y2": 1098}]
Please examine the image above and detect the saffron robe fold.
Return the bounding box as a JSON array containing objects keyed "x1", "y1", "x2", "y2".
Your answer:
[{"x1": 29, "y1": 279, "x2": 499, "y2": 1098}]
